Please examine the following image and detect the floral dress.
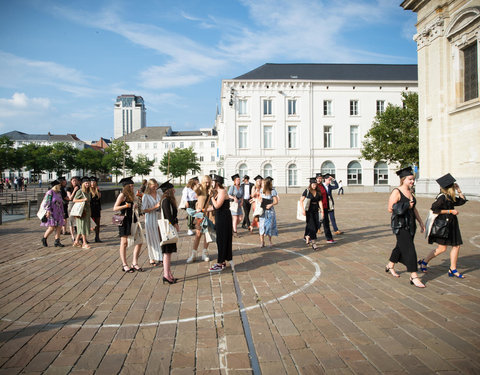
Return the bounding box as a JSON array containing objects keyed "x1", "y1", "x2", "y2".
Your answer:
[
  {"x1": 41, "y1": 189, "x2": 65, "y2": 227},
  {"x1": 259, "y1": 189, "x2": 278, "y2": 236}
]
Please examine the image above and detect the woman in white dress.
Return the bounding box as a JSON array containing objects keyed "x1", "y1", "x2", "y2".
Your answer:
[{"x1": 141, "y1": 179, "x2": 163, "y2": 266}]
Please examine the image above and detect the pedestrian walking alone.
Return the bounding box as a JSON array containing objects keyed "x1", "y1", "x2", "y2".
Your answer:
[
  {"x1": 386, "y1": 167, "x2": 426, "y2": 288},
  {"x1": 40, "y1": 180, "x2": 66, "y2": 247},
  {"x1": 418, "y1": 173, "x2": 468, "y2": 278}
]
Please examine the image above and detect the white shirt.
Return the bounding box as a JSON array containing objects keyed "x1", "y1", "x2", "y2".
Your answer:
[
  {"x1": 182, "y1": 187, "x2": 197, "y2": 202},
  {"x1": 244, "y1": 184, "x2": 250, "y2": 199}
]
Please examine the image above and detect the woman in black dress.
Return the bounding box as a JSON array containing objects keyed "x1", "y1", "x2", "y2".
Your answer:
[
  {"x1": 208, "y1": 174, "x2": 232, "y2": 272},
  {"x1": 90, "y1": 176, "x2": 102, "y2": 242},
  {"x1": 300, "y1": 178, "x2": 324, "y2": 251},
  {"x1": 418, "y1": 173, "x2": 467, "y2": 278},
  {"x1": 387, "y1": 167, "x2": 426, "y2": 288},
  {"x1": 113, "y1": 177, "x2": 143, "y2": 273},
  {"x1": 159, "y1": 180, "x2": 179, "y2": 284}
]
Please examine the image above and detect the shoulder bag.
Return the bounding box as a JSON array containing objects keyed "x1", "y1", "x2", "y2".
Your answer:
[
  {"x1": 296, "y1": 200, "x2": 306, "y2": 221},
  {"x1": 430, "y1": 214, "x2": 449, "y2": 239},
  {"x1": 158, "y1": 200, "x2": 179, "y2": 246},
  {"x1": 70, "y1": 192, "x2": 86, "y2": 218}
]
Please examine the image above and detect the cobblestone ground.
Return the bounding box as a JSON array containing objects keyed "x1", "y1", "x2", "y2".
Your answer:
[{"x1": 0, "y1": 192, "x2": 479, "y2": 374}]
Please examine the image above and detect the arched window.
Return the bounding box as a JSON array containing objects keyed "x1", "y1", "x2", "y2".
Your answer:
[
  {"x1": 347, "y1": 161, "x2": 362, "y2": 185},
  {"x1": 321, "y1": 160, "x2": 336, "y2": 178},
  {"x1": 238, "y1": 163, "x2": 248, "y2": 179},
  {"x1": 263, "y1": 163, "x2": 272, "y2": 179},
  {"x1": 288, "y1": 164, "x2": 297, "y2": 186},
  {"x1": 374, "y1": 161, "x2": 388, "y2": 185}
]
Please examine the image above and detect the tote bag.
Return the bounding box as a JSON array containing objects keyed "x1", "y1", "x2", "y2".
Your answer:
[
  {"x1": 296, "y1": 200, "x2": 306, "y2": 221},
  {"x1": 37, "y1": 192, "x2": 49, "y2": 220},
  {"x1": 70, "y1": 198, "x2": 85, "y2": 218},
  {"x1": 127, "y1": 207, "x2": 145, "y2": 249},
  {"x1": 229, "y1": 201, "x2": 239, "y2": 213},
  {"x1": 158, "y1": 202, "x2": 179, "y2": 246}
]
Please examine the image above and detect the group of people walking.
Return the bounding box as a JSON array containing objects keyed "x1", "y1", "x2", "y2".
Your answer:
[
  {"x1": 386, "y1": 168, "x2": 467, "y2": 288},
  {"x1": 300, "y1": 173, "x2": 343, "y2": 251},
  {"x1": 40, "y1": 176, "x2": 102, "y2": 249},
  {"x1": 38, "y1": 167, "x2": 468, "y2": 288}
]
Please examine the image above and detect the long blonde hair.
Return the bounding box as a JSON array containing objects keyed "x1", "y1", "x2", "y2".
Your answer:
[
  {"x1": 441, "y1": 186, "x2": 456, "y2": 202},
  {"x1": 81, "y1": 181, "x2": 90, "y2": 194},
  {"x1": 145, "y1": 178, "x2": 158, "y2": 195},
  {"x1": 90, "y1": 182, "x2": 100, "y2": 198}
]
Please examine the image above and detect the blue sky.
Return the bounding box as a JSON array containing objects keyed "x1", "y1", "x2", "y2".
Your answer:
[{"x1": 0, "y1": 0, "x2": 418, "y2": 141}]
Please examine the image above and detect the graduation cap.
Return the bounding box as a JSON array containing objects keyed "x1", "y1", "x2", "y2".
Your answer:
[
  {"x1": 50, "y1": 180, "x2": 60, "y2": 187},
  {"x1": 315, "y1": 173, "x2": 323, "y2": 178},
  {"x1": 159, "y1": 179, "x2": 174, "y2": 192},
  {"x1": 211, "y1": 174, "x2": 225, "y2": 184},
  {"x1": 396, "y1": 167, "x2": 414, "y2": 178},
  {"x1": 308, "y1": 177, "x2": 317, "y2": 184},
  {"x1": 323, "y1": 173, "x2": 332, "y2": 179},
  {"x1": 81, "y1": 176, "x2": 91, "y2": 183},
  {"x1": 436, "y1": 173, "x2": 456, "y2": 188},
  {"x1": 253, "y1": 175, "x2": 263, "y2": 181},
  {"x1": 90, "y1": 176, "x2": 98, "y2": 182},
  {"x1": 191, "y1": 176, "x2": 199, "y2": 181},
  {"x1": 119, "y1": 176, "x2": 134, "y2": 186},
  {"x1": 57, "y1": 176, "x2": 66, "y2": 182},
  {"x1": 231, "y1": 173, "x2": 240, "y2": 181},
  {"x1": 264, "y1": 176, "x2": 274, "y2": 181},
  {"x1": 243, "y1": 175, "x2": 250, "y2": 180}
]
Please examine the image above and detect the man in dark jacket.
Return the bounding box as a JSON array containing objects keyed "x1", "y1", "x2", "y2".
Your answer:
[
  {"x1": 241, "y1": 175, "x2": 254, "y2": 229},
  {"x1": 316, "y1": 173, "x2": 336, "y2": 243}
]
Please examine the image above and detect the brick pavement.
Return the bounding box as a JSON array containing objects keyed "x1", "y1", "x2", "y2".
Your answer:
[{"x1": 0, "y1": 192, "x2": 479, "y2": 374}]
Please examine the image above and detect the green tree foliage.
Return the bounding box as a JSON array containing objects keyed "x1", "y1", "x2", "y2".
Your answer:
[
  {"x1": 21, "y1": 143, "x2": 53, "y2": 178},
  {"x1": 0, "y1": 136, "x2": 19, "y2": 172},
  {"x1": 159, "y1": 147, "x2": 201, "y2": 181},
  {"x1": 362, "y1": 92, "x2": 419, "y2": 167},
  {"x1": 76, "y1": 148, "x2": 105, "y2": 176},
  {"x1": 130, "y1": 154, "x2": 155, "y2": 179},
  {"x1": 102, "y1": 140, "x2": 133, "y2": 182},
  {"x1": 50, "y1": 142, "x2": 79, "y2": 176}
]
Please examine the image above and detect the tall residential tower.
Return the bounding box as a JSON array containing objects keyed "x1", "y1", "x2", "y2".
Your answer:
[{"x1": 114, "y1": 95, "x2": 146, "y2": 139}]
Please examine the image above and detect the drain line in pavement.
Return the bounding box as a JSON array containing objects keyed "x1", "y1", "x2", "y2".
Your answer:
[{"x1": 231, "y1": 261, "x2": 262, "y2": 375}]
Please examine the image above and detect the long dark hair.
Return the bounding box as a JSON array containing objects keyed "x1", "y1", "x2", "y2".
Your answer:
[{"x1": 162, "y1": 188, "x2": 177, "y2": 209}]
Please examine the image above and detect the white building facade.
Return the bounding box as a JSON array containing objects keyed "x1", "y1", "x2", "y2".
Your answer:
[
  {"x1": 215, "y1": 64, "x2": 418, "y2": 192},
  {"x1": 119, "y1": 126, "x2": 219, "y2": 182},
  {"x1": 114, "y1": 95, "x2": 146, "y2": 139},
  {"x1": 401, "y1": 0, "x2": 480, "y2": 198},
  {"x1": 0, "y1": 130, "x2": 85, "y2": 181}
]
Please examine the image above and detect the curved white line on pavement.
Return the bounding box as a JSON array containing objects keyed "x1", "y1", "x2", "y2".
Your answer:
[
  {"x1": 1, "y1": 243, "x2": 321, "y2": 329},
  {"x1": 469, "y1": 234, "x2": 480, "y2": 249}
]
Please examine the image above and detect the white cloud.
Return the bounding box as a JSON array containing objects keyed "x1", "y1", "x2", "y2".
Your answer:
[{"x1": 0, "y1": 93, "x2": 51, "y2": 117}]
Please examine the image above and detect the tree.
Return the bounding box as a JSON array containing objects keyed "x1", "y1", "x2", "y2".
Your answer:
[
  {"x1": 76, "y1": 148, "x2": 105, "y2": 176},
  {"x1": 159, "y1": 147, "x2": 201, "y2": 182},
  {"x1": 102, "y1": 140, "x2": 133, "y2": 183},
  {"x1": 0, "y1": 136, "x2": 18, "y2": 172},
  {"x1": 21, "y1": 143, "x2": 53, "y2": 179},
  {"x1": 361, "y1": 92, "x2": 419, "y2": 167},
  {"x1": 130, "y1": 154, "x2": 155, "y2": 179},
  {"x1": 50, "y1": 142, "x2": 78, "y2": 176}
]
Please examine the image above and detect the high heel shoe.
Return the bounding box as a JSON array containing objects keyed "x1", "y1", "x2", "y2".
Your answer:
[
  {"x1": 131, "y1": 264, "x2": 144, "y2": 272},
  {"x1": 409, "y1": 276, "x2": 425, "y2": 288},
  {"x1": 122, "y1": 265, "x2": 134, "y2": 273},
  {"x1": 418, "y1": 259, "x2": 428, "y2": 273},
  {"x1": 448, "y1": 268, "x2": 465, "y2": 278},
  {"x1": 163, "y1": 276, "x2": 176, "y2": 284},
  {"x1": 385, "y1": 264, "x2": 400, "y2": 277}
]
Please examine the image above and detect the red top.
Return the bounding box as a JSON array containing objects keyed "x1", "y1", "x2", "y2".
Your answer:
[{"x1": 316, "y1": 184, "x2": 328, "y2": 210}]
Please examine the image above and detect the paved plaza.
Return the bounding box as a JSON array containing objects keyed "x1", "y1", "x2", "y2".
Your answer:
[{"x1": 0, "y1": 192, "x2": 479, "y2": 374}]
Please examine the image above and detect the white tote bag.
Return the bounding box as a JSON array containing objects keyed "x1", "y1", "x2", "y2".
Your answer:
[
  {"x1": 296, "y1": 200, "x2": 306, "y2": 221},
  {"x1": 178, "y1": 198, "x2": 187, "y2": 209},
  {"x1": 70, "y1": 191, "x2": 86, "y2": 218},
  {"x1": 158, "y1": 202, "x2": 179, "y2": 246},
  {"x1": 37, "y1": 192, "x2": 49, "y2": 220},
  {"x1": 127, "y1": 207, "x2": 145, "y2": 249},
  {"x1": 252, "y1": 199, "x2": 263, "y2": 218},
  {"x1": 229, "y1": 201, "x2": 239, "y2": 213}
]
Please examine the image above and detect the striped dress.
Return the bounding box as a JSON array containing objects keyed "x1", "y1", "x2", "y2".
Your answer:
[{"x1": 142, "y1": 193, "x2": 162, "y2": 262}]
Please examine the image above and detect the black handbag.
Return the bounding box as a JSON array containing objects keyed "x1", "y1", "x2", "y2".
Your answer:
[{"x1": 431, "y1": 215, "x2": 449, "y2": 239}]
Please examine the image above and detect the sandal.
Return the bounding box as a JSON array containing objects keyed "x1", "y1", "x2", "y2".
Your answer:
[
  {"x1": 410, "y1": 276, "x2": 425, "y2": 288},
  {"x1": 448, "y1": 268, "x2": 465, "y2": 278},
  {"x1": 312, "y1": 243, "x2": 320, "y2": 251},
  {"x1": 73, "y1": 242, "x2": 82, "y2": 248},
  {"x1": 385, "y1": 264, "x2": 400, "y2": 278},
  {"x1": 131, "y1": 264, "x2": 144, "y2": 272},
  {"x1": 122, "y1": 265, "x2": 134, "y2": 273},
  {"x1": 305, "y1": 236, "x2": 311, "y2": 245},
  {"x1": 418, "y1": 259, "x2": 428, "y2": 273},
  {"x1": 82, "y1": 244, "x2": 91, "y2": 249}
]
